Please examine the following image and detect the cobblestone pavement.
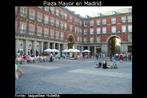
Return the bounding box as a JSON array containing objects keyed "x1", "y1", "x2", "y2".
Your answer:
[{"x1": 15, "y1": 57, "x2": 132, "y2": 94}]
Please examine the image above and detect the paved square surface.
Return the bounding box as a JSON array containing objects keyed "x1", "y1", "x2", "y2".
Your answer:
[{"x1": 15, "y1": 57, "x2": 132, "y2": 94}]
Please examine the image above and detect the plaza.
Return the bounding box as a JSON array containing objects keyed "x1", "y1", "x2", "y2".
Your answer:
[{"x1": 15, "y1": 57, "x2": 132, "y2": 94}]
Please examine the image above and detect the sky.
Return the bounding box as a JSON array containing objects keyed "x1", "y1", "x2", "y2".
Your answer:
[{"x1": 65, "y1": 6, "x2": 132, "y2": 17}]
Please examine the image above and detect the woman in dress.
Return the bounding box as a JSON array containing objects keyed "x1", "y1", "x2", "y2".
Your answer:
[{"x1": 119, "y1": 53, "x2": 123, "y2": 63}]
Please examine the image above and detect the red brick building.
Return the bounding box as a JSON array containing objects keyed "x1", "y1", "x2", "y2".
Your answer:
[{"x1": 15, "y1": 6, "x2": 132, "y2": 56}]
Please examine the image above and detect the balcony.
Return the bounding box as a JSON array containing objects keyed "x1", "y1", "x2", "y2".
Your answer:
[
  {"x1": 37, "y1": 17, "x2": 42, "y2": 22},
  {"x1": 37, "y1": 32, "x2": 42, "y2": 36},
  {"x1": 90, "y1": 24, "x2": 94, "y2": 26},
  {"x1": 121, "y1": 20, "x2": 126, "y2": 23},
  {"x1": 30, "y1": 15, "x2": 35, "y2": 20},
  {"x1": 111, "y1": 31, "x2": 116, "y2": 33},
  {"x1": 29, "y1": 30, "x2": 34, "y2": 35},
  {"x1": 20, "y1": 12, "x2": 27, "y2": 17},
  {"x1": 128, "y1": 19, "x2": 132, "y2": 22},
  {"x1": 44, "y1": 20, "x2": 48, "y2": 24},
  {"x1": 111, "y1": 21, "x2": 116, "y2": 24},
  {"x1": 102, "y1": 22, "x2": 106, "y2": 25},
  {"x1": 44, "y1": 34, "x2": 48, "y2": 37}
]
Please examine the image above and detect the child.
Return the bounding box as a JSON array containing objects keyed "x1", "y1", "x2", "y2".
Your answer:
[{"x1": 113, "y1": 60, "x2": 118, "y2": 69}]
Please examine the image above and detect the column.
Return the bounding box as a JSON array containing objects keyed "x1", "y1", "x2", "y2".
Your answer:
[
  {"x1": 94, "y1": 45, "x2": 96, "y2": 55},
  {"x1": 81, "y1": 46, "x2": 83, "y2": 51},
  {"x1": 40, "y1": 41, "x2": 43, "y2": 55},
  {"x1": 74, "y1": 44, "x2": 77, "y2": 49},
  {"x1": 101, "y1": 43, "x2": 108, "y2": 56},
  {"x1": 88, "y1": 46, "x2": 90, "y2": 50},
  {"x1": 33, "y1": 40, "x2": 36, "y2": 56},
  {"x1": 15, "y1": 38, "x2": 19, "y2": 54},
  {"x1": 24, "y1": 39, "x2": 28, "y2": 55}
]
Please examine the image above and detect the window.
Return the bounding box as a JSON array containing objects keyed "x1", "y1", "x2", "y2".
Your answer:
[
  {"x1": 77, "y1": 36, "x2": 79, "y2": 42},
  {"x1": 70, "y1": 16, "x2": 72, "y2": 22},
  {"x1": 111, "y1": 18, "x2": 116, "y2": 24},
  {"x1": 37, "y1": 12, "x2": 42, "y2": 22},
  {"x1": 97, "y1": 19, "x2": 100, "y2": 25},
  {"x1": 64, "y1": 13, "x2": 67, "y2": 19},
  {"x1": 84, "y1": 21, "x2": 88, "y2": 27},
  {"x1": 97, "y1": 28, "x2": 101, "y2": 34},
  {"x1": 60, "y1": 21, "x2": 63, "y2": 29},
  {"x1": 50, "y1": 30, "x2": 54, "y2": 38},
  {"x1": 60, "y1": 32, "x2": 64, "y2": 40},
  {"x1": 60, "y1": 11, "x2": 64, "y2": 18},
  {"x1": 75, "y1": 27, "x2": 76, "y2": 33},
  {"x1": 29, "y1": 24, "x2": 35, "y2": 34},
  {"x1": 84, "y1": 29, "x2": 87, "y2": 35},
  {"x1": 102, "y1": 27, "x2": 106, "y2": 34},
  {"x1": 112, "y1": 26, "x2": 116, "y2": 33},
  {"x1": 15, "y1": 21, "x2": 17, "y2": 31},
  {"x1": 80, "y1": 21, "x2": 82, "y2": 26},
  {"x1": 90, "y1": 20, "x2": 94, "y2": 26},
  {"x1": 70, "y1": 25, "x2": 72, "y2": 32},
  {"x1": 38, "y1": 6, "x2": 43, "y2": 9},
  {"x1": 20, "y1": 22, "x2": 26, "y2": 33},
  {"x1": 84, "y1": 37, "x2": 87, "y2": 43},
  {"x1": 128, "y1": 25, "x2": 132, "y2": 32},
  {"x1": 56, "y1": 9, "x2": 59, "y2": 16},
  {"x1": 56, "y1": 19, "x2": 59, "y2": 27},
  {"x1": 122, "y1": 25, "x2": 126, "y2": 32},
  {"x1": 128, "y1": 16, "x2": 132, "y2": 22},
  {"x1": 50, "y1": 7, "x2": 54, "y2": 14},
  {"x1": 20, "y1": 7, "x2": 27, "y2": 17},
  {"x1": 80, "y1": 29, "x2": 82, "y2": 34},
  {"x1": 102, "y1": 19, "x2": 106, "y2": 25},
  {"x1": 64, "y1": 23, "x2": 67, "y2": 30},
  {"x1": 128, "y1": 35, "x2": 132, "y2": 42},
  {"x1": 90, "y1": 37, "x2": 93, "y2": 43},
  {"x1": 97, "y1": 37, "x2": 100, "y2": 43},
  {"x1": 44, "y1": 6, "x2": 49, "y2": 11},
  {"x1": 50, "y1": 17, "x2": 54, "y2": 26},
  {"x1": 56, "y1": 31, "x2": 59, "y2": 39},
  {"x1": 44, "y1": 14, "x2": 48, "y2": 24},
  {"x1": 90, "y1": 28, "x2": 94, "y2": 34},
  {"x1": 80, "y1": 37, "x2": 82, "y2": 42},
  {"x1": 44, "y1": 28, "x2": 48, "y2": 37},
  {"x1": 121, "y1": 16, "x2": 126, "y2": 23},
  {"x1": 37, "y1": 26, "x2": 42, "y2": 36},
  {"x1": 29, "y1": 9, "x2": 35, "y2": 20},
  {"x1": 15, "y1": 6, "x2": 17, "y2": 14}
]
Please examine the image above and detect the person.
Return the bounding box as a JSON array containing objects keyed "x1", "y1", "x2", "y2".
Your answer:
[
  {"x1": 50, "y1": 52, "x2": 53, "y2": 62},
  {"x1": 15, "y1": 64, "x2": 24, "y2": 80},
  {"x1": 95, "y1": 60, "x2": 102, "y2": 68},
  {"x1": 119, "y1": 53, "x2": 123, "y2": 63},
  {"x1": 113, "y1": 60, "x2": 118, "y2": 69},
  {"x1": 109, "y1": 53, "x2": 113, "y2": 61},
  {"x1": 102, "y1": 60, "x2": 109, "y2": 69}
]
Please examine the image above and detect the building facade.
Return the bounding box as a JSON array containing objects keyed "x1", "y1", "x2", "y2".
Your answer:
[{"x1": 15, "y1": 6, "x2": 132, "y2": 56}]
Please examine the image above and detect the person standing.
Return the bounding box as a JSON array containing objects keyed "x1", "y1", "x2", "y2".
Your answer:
[
  {"x1": 119, "y1": 53, "x2": 123, "y2": 63},
  {"x1": 109, "y1": 53, "x2": 113, "y2": 61}
]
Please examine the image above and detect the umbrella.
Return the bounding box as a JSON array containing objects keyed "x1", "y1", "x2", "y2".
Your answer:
[
  {"x1": 50, "y1": 49, "x2": 59, "y2": 52},
  {"x1": 73, "y1": 49, "x2": 80, "y2": 52},
  {"x1": 44, "y1": 48, "x2": 52, "y2": 52},
  {"x1": 62, "y1": 49, "x2": 69, "y2": 52},
  {"x1": 82, "y1": 50, "x2": 91, "y2": 52}
]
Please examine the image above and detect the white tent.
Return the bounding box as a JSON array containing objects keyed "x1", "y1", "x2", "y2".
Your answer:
[
  {"x1": 44, "y1": 48, "x2": 52, "y2": 52},
  {"x1": 82, "y1": 50, "x2": 91, "y2": 52}
]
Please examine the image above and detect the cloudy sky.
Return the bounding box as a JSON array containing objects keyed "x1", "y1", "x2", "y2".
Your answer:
[{"x1": 65, "y1": 6, "x2": 132, "y2": 17}]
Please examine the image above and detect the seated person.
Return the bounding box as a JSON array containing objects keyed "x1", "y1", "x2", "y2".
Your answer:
[
  {"x1": 102, "y1": 60, "x2": 109, "y2": 69},
  {"x1": 113, "y1": 60, "x2": 118, "y2": 69},
  {"x1": 95, "y1": 61, "x2": 102, "y2": 68}
]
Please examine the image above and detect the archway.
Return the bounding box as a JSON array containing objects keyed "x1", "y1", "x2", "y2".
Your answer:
[
  {"x1": 67, "y1": 35, "x2": 74, "y2": 49},
  {"x1": 107, "y1": 36, "x2": 121, "y2": 55}
]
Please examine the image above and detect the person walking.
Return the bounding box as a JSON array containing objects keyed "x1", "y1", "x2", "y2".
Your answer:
[{"x1": 15, "y1": 64, "x2": 24, "y2": 80}]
